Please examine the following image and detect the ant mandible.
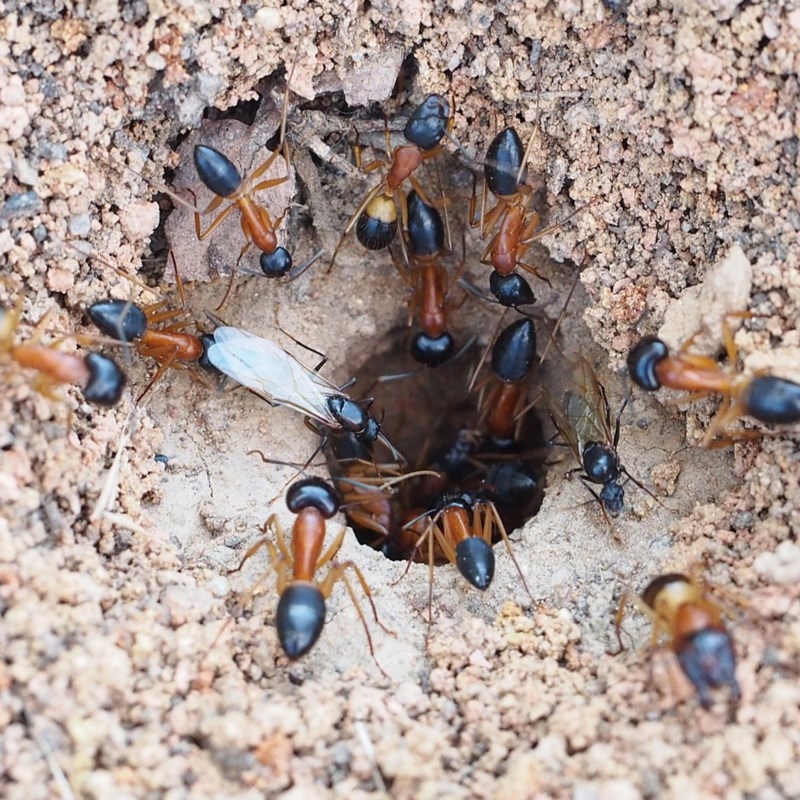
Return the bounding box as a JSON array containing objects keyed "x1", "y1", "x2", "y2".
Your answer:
[
  {"x1": 1, "y1": 297, "x2": 125, "y2": 407},
  {"x1": 615, "y1": 571, "x2": 741, "y2": 710},
  {"x1": 628, "y1": 317, "x2": 800, "y2": 445},
  {"x1": 329, "y1": 94, "x2": 452, "y2": 269},
  {"x1": 231, "y1": 476, "x2": 391, "y2": 672}
]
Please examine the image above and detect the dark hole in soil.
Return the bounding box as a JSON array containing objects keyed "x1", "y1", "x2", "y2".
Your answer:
[{"x1": 327, "y1": 325, "x2": 547, "y2": 575}]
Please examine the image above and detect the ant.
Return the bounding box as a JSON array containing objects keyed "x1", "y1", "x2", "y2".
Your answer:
[
  {"x1": 478, "y1": 317, "x2": 537, "y2": 446},
  {"x1": 471, "y1": 126, "x2": 589, "y2": 308},
  {"x1": 628, "y1": 319, "x2": 800, "y2": 445},
  {"x1": 615, "y1": 571, "x2": 741, "y2": 710},
  {"x1": 401, "y1": 489, "x2": 532, "y2": 622},
  {"x1": 87, "y1": 299, "x2": 204, "y2": 401},
  {"x1": 204, "y1": 322, "x2": 404, "y2": 461},
  {"x1": 546, "y1": 358, "x2": 652, "y2": 519},
  {"x1": 329, "y1": 93, "x2": 452, "y2": 267},
  {"x1": 1, "y1": 297, "x2": 125, "y2": 407},
  {"x1": 397, "y1": 188, "x2": 466, "y2": 366},
  {"x1": 231, "y1": 476, "x2": 390, "y2": 672},
  {"x1": 168, "y1": 58, "x2": 320, "y2": 308},
  {"x1": 469, "y1": 126, "x2": 545, "y2": 308}
]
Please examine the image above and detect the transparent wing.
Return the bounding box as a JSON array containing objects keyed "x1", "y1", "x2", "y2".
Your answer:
[
  {"x1": 543, "y1": 387, "x2": 583, "y2": 464},
  {"x1": 565, "y1": 358, "x2": 614, "y2": 450},
  {"x1": 208, "y1": 326, "x2": 339, "y2": 425}
]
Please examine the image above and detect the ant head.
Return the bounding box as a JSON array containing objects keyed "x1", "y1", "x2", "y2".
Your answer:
[
  {"x1": 455, "y1": 537, "x2": 495, "y2": 590},
  {"x1": 485, "y1": 127, "x2": 527, "y2": 197},
  {"x1": 676, "y1": 628, "x2": 740, "y2": 710},
  {"x1": 491, "y1": 318, "x2": 536, "y2": 382},
  {"x1": 88, "y1": 300, "x2": 148, "y2": 342},
  {"x1": 286, "y1": 477, "x2": 340, "y2": 519},
  {"x1": 489, "y1": 271, "x2": 536, "y2": 308},
  {"x1": 407, "y1": 189, "x2": 445, "y2": 257},
  {"x1": 276, "y1": 585, "x2": 326, "y2": 659},
  {"x1": 83, "y1": 352, "x2": 126, "y2": 407},
  {"x1": 403, "y1": 94, "x2": 450, "y2": 150},
  {"x1": 193, "y1": 144, "x2": 243, "y2": 198},
  {"x1": 411, "y1": 331, "x2": 454, "y2": 367},
  {"x1": 627, "y1": 335, "x2": 668, "y2": 391},
  {"x1": 599, "y1": 480, "x2": 624, "y2": 517},
  {"x1": 260, "y1": 247, "x2": 292, "y2": 278}
]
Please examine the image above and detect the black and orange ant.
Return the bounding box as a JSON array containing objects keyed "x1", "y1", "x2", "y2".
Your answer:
[
  {"x1": 478, "y1": 317, "x2": 537, "y2": 446},
  {"x1": 398, "y1": 188, "x2": 466, "y2": 366},
  {"x1": 546, "y1": 358, "x2": 652, "y2": 519},
  {"x1": 401, "y1": 489, "x2": 532, "y2": 622},
  {"x1": 329, "y1": 94, "x2": 452, "y2": 267},
  {"x1": 471, "y1": 126, "x2": 589, "y2": 308},
  {"x1": 1, "y1": 297, "x2": 125, "y2": 407},
  {"x1": 231, "y1": 476, "x2": 390, "y2": 672},
  {"x1": 164, "y1": 59, "x2": 320, "y2": 308},
  {"x1": 615, "y1": 571, "x2": 741, "y2": 710},
  {"x1": 87, "y1": 298, "x2": 204, "y2": 401},
  {"x1": 628, "y1": 319, "x2": 800, "y2": 445}
]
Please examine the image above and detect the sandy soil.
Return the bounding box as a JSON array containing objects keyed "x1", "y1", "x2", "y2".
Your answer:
[{"x1": 2, "y1": 1, "x2": 800, "y2": 798}]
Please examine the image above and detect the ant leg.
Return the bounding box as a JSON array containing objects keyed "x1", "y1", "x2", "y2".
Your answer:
[
  {"x1": 195, "y1": 199, "x2": 237, "y2": 241},
  {"x1": 319, "y1": 560, "x2": 393, "y2": 679},
  {"x1": 486, "y1": 503, "x2": 534, "y2": 602}
]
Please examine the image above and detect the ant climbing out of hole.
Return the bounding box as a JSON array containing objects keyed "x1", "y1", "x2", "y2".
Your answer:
[
  {"x1": 401, "y1": 489, "x2": 533, "y2": 623},
  {"x1": 396, "y1": 188, "x2": 466, "y2": 366},
  {"x1": 329, "y1": 93, "x2": 452, "y2": 268},
  {"x1": 1, "y1": 295, "x2": 126, "y2": 407},
  {"x1": 230, "y1": 476, "x2": 392, "y2": 672},
  {"x1": 627, "y1": 316, "x2": 800, "y2": 446},
  {"x1": 546, "y1": 358, "x2": 655, "y2": 520},
  {"x1": 203, "y1": 321, "x2": 404, "y2": 462},
  {"x1": 614, "y1": 570, "x2": 741, "y2": 711}
]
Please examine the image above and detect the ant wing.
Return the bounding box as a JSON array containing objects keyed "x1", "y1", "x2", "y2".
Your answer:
[
  {"x1": 564, "y1": 358, "x2": 614, "y2": 450},
  {"x1": 207, "y1": 327, "x2": 338, "y2": 426},
  {"x1": 543, "y1": 386, "x2": 583, "y2": 464}
]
